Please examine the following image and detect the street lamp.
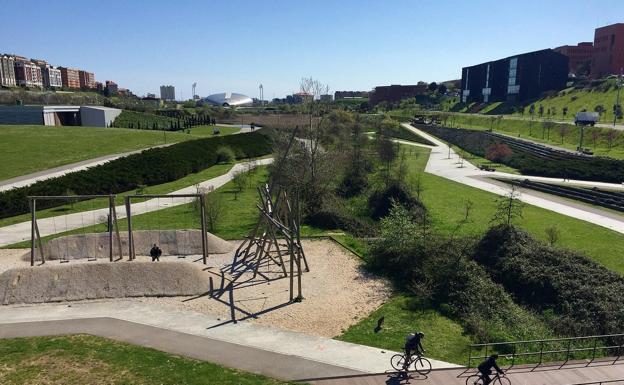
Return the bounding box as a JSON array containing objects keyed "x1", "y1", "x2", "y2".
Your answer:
[{"x1": 614, "y1": 72, "x2": 623, "y2": 128}]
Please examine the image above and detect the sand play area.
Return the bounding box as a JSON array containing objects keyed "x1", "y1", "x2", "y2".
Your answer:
[{"x1": 0, "y1": 238, "x2": 390, "y2": 338}]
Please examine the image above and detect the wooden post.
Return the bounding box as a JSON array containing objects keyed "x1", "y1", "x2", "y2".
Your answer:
[
  {"x1": 199, "y1": 194, "x2": 208, "y2": 265},
  {"x1": 30, "y1": 198, "x2": 35, "y2": 266},
  {"x1": 125, "y1": 198, "x2": 134, "y2": 260},
  {"x1": 229, "y1": 282, "x2": 236, "y2": 323}
]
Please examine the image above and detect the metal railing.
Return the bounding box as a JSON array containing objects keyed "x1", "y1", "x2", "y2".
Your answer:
[
  {"x1": 466, "y1": 333, "x2": 624, "y2": 371},
  {"x1": 569, "y1": 379, "x2": 624, "y2": 385}
]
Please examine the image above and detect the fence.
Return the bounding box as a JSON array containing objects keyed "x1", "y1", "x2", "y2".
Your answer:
[{"x1": 466, "y1": 333, "x2": 624, "y2": 371}]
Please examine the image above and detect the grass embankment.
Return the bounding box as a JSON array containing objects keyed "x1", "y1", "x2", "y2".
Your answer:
[
  {"x1": 0, "y1": 335, "x2": 296, "y2": 385},
  {"x1": 449, "y1": 113, "x2": 624, "y2": 159},
  {"x1": 0, "y1": 125, "x2": 239, "y2": 181}
]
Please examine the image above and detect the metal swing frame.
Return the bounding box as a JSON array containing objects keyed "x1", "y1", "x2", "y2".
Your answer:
[
  {"x1": 29, "y1": 195, "x2": 123, "y2": 266},
  {"x1": 124, "y1": 194, "x2": 209, "y2": 264}
]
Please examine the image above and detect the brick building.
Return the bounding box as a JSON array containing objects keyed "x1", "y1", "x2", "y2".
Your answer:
[
  {"x1": 591, "y1": 23, "x2": 624, "y2": 78},
  {"x1": 59, "y1": 67, "x2": 80, "y2": 89},
  {"x1": 0, "y1": 55, "x2": 16, "y2": 87},
  {"x1": 78, "y1": 70, "x2": 95, "y2": 89},
  {"x1": 14, "y1": 61, "x2": 43, "y2": 87},
  {"x1": 554, "y1": 42, "x2": 594, "y2": 76},
  {"x1": 368, "y1": 84, "x2": 428, "y2": 105}
]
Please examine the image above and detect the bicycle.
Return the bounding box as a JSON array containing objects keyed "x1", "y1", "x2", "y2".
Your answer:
[
  {"x1": 465, "y1": 371, "x2": 510, "y2": 385},
  {"x1": 390, "y1": 352, "x2": 432, "y2": 375}
]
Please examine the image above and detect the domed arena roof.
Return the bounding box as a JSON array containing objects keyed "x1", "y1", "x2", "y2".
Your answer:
[{"x1": 202, "y1": 92, "x2": 253, "y2": 107}]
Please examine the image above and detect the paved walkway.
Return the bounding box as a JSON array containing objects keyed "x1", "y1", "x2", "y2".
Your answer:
[
  {"x1": 0, "y1": 158, "x2": 273, "y2": 247},
  {"x1": 0, "y1": 300, "x2": 458, "y2": 380},
  {"x1": 401, "y1": 124, "x2": 624, "y2": 235}
]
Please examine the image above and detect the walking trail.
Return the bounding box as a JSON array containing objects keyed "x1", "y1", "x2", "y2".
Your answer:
[{"x1": 401, "y1": 123, "x2": 624, "y2": 235}]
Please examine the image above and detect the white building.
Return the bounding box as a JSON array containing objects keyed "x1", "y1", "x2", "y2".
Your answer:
[
  {"x1": 14, "y1": 61, "x2": 43, "y2": 87},
  {"x1": 0, "y1": 55, "x2": 16, "y2": 87},
  {"x1": 41, "y1": 66, "x2": 62, "y2": 88},
  {"x1": 160, "y1": 85, "x2": 175, "y2": 101}
]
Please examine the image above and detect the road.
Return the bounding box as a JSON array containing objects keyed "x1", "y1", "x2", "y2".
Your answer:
[
  {"x1": 401, "y1": 123, "x2": 624, "y2": 235},
  {"x1": 0, "y1": 158, "x2": 273, "y2": 247}
]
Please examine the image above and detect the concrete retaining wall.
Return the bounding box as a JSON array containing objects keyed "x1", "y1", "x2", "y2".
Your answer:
[
  {"x1": 0, "y1": 261, "x2": 223, "y2": 305},
  {"x1": 23, "y1": 230, "x2": 234, "y2": 261}
]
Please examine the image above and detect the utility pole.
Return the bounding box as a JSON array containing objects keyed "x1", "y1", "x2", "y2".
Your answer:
[
  {"x1": 192, "y1": 82, "x2": 197, "y2": 100},
  {"x1": 259, "y1": 84, "x2": 264, "y2": 105}
]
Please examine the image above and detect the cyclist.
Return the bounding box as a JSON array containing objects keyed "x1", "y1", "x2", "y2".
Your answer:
[
  {"x1": 403, "y1": 332, "x2": 425, "y2": 370},
  {"x1": 477, "y1": 354, "x2": 504, "y2": 385}
]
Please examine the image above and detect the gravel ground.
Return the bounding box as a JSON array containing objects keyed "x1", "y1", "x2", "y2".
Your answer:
[{"x1": 0, "y1": 239, "x2": 390, "y2": 338}]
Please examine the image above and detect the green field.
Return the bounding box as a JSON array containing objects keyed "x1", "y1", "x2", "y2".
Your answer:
[
  {"x1": 0, "y1": 335, "x2": 296, "y2": 385},
  {"x1": 338, "y1": 296, "x2": 472, "y2": 365},
  {"x1": 0, "y1": 125, "x2": 239, "y2": 181}
]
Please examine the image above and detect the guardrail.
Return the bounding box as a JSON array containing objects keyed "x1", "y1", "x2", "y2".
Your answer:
[
  {"x1": 466, "y1": 333, "x2": 624, "y2": 371},
  {"x1": 569, "y1": 379, "x2": 624, "y2": 385}
]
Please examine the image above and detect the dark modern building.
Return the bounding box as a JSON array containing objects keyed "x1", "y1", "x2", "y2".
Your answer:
[
  {"x1": 460, "y1": 49, "x2": 568, "y2": 104},
  {"x1": 369, "y1": 84, "x2": 428, "y2": 105},
  {"x1": 591, "y1": 23, "x2": 624, "y2": 78}
]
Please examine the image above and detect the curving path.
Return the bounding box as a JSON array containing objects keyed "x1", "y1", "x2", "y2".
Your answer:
[
  {"x1": 402, "y1": 123, "x2": 624, "y2": 235},
  {"x1": 0, "y1": 158, "x2": 273, "y2": 247}
]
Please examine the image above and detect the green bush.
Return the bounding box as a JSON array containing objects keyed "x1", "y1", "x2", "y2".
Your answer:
[
  {"x1": 368, "y1": 182, "x2": 424, "y2": 220},
  {"x1": 215, "y1": 146, "x2": 235, "y2": 163},
  {"x1": 0, "y1": 131, "x2": 272, "y2": 218},
  {"x1": 474, "y1": 225, "x2": 624, "y2": 336},
  {"x1": 367, "y1": 204, "x2": 553, "y2": 344}
]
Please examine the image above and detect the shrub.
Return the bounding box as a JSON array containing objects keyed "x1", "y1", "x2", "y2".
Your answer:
[
  {"x1": 215, "y1": 146, "x2": 235, "y2": 163},
  {"x1": 0, "y1": 131, "x2": 272, "y2": 218},
  {"x1": 336, "y1": 166, "x2": 369, "y2": 197},
  {"x1": 368, "y1": 182, "x2": 424, "y2": 220},
  {"x1": 485, "y1": 142, "x2": 512, "y2": 163},
  {"x1": 474, "y1": 225, "x2": 624, "y2": 336},
  {"x1": 305, "y1": 208, "x2": 374, "y2": 237}
]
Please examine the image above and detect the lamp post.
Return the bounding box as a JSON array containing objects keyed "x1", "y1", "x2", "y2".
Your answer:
[{"x1": 614, "y1": 72, "x2": 622, "y2": 128}]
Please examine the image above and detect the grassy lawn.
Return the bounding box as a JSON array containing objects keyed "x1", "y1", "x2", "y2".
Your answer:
[
  {"x1": 338, "y1": 296, "x2": 472, "y2": 365},
  {"x1": 0, "y1": 124, "x2": 239, "y2": 181},
  {"x1": 0, "y1": 335, "x2": 296, "y2": 385}
]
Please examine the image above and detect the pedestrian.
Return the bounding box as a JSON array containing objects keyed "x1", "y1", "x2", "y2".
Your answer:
[{"x1": 150, "y1": 244, "x2": 161, "y2": 262}]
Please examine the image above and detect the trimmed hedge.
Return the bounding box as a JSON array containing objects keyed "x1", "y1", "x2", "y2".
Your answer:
[
  {"x1": 474, "y1": 225, "x2": 624, "y2": 336},
  {"x1": 420, "y1": 125, "x2": 624, "y2": 183},
  {"x1": 0, "y1": 131, "x2": 272, "y2": 218}
]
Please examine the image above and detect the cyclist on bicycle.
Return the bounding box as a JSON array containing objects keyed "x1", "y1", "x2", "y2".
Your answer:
[
  {"x1": 403, "y1": 332, "x2": 425, "y2": 370},
  {"x1": 477, "y1": 354, "x2": 504, "y2": 385}
]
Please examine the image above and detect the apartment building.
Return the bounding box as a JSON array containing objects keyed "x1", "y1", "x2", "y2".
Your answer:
[
  {"x1": 78, "y1": 70, "x2": 95, "y2": 89},
  {"x1": 14, "y1": 61, "x2": 43, "y2": 87},
  {"x1": 0, "y1": 55, "x2": 16, "y2": 87},
  {"x1": 41, "y1": 66, "x2": 62, "y2": 88},
  {"x1": 59, "y1": 67, "x2": 81, "y2": 89},
  {"x1": 554, "y1": 42, "x2": 594, "y2": 76},
  {"x1": 591, "y1": 23, "x2": 624, "y2": 78}
]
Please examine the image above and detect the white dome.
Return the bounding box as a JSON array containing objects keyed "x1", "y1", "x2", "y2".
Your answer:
[{"x1": 203, "y1": 92, "x2": 253, "y2": 107}]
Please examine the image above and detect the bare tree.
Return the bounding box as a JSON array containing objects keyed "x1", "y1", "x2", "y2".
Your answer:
[
  {"x1": 194, "y1": 185, "x2": 223, "y2": 232},
  {"x1": 463, "y1": 199, "x2": 474, "y2": 222},
  {"x1": 492, "y1": 185, "x2": 523, "y2": 226},
  {"x1": 605, "y1": 130, "x2": 620, "y2": 150},
  {"x1": 590, "y1": 129, "x2": 601, "y2": 149}
]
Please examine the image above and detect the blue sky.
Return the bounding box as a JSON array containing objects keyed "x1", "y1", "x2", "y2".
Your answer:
[{"x1": 1, "y1": 0, "x2": 623, "y2": 99}]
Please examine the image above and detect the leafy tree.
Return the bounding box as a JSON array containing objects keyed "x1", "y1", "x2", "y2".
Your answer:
[
  {"x1": 438, "y1": 84, "x2": 447, "y2": 94},
  {"x1": 562, "y1": 106, "x2": 568, "y2": 117},
  {"x1": 538, "y1": 104, "x2": 544, "y2": 117},
  {"x1": 428, "y1": 82, "x2": 438, "y2": 92},
  {"x1": 215, "y1": 146, "x2": 235, "y2": 163},
  {"x1": 377, "y1": 135, "x2": 397, "y2": 187}
]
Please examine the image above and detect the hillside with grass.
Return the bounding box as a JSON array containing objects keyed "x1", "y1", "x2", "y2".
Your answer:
[{"x1": 0, "y1": 124, "x2": 239, "y2": 181}]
